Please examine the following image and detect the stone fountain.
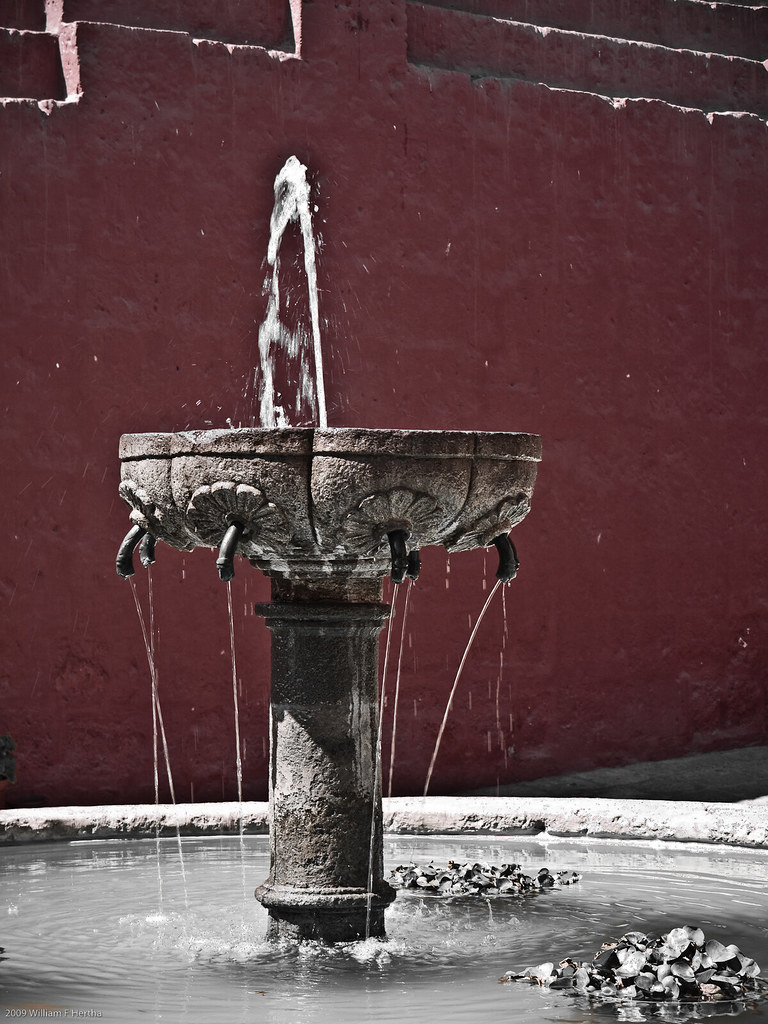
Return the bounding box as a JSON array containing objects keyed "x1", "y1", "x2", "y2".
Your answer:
[{"x1": 116, "y1": 424, "x2": 541, "y2": 941}]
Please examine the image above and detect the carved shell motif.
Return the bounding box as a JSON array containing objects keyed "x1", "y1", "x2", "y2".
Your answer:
[
  {"x1": 335, "y1": 488, "x2": 442, "y2": 555},
  {"x1": 186, "y1": 481, "x2": 289, "y2": 553},
  {"x1": 118, "y1": 479, "x2": 195, "y2": 550},
  {"x1": 445, "y1": 493, "x2": 531, "y2": 552}
]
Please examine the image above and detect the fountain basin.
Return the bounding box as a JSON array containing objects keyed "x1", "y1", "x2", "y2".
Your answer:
[
  {"x1": 1, "y1": 800, "x2": 767, "y2": 1023},
  {"x1": 118, "y1": 427, "x2": 541, "y2": 581}
]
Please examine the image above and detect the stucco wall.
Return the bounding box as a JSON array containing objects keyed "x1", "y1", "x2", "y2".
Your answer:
[{"x1": 1, "y1": 0, "x2": 766, "y2": 805}]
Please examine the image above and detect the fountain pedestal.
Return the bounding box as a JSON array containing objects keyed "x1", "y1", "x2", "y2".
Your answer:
[{"x1": 254, "y1": 575, "x2": 395, "y2": 941}]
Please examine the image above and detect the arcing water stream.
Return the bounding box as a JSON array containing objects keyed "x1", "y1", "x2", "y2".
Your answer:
[{"x1": 423, "y1": 579, "x2": 504, "y2": 796}]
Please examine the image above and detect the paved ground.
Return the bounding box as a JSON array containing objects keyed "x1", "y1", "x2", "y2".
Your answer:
[{"x1": 464, "y1": 746, "x2": 768, "y2": 804}]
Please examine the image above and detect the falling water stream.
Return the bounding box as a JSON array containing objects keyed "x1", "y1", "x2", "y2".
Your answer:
[
  {"x1": 498, "y1": 583, "x2": 510, "y2": 773},
  {"x1": 128, "y1": 578, "x2": 188, "y2": 906},
  {"x1": 129, "y1": 579, "x2": 176, "y2": 807},
  {"x1": 146, "y1": 573, "x2": 167, "y2": 903},
  {"x1": 366, "y1": 583, "x2": 401, "y2": 938},
  {"x1": 387, "y1": 580, "x2": 414, "y2": 797},
  {"x1": 226, "y1": 583, "x2": 244, "y2": 807},
  {"x1": 225, "y1": 581, "x2": 250, "y2": 905}
]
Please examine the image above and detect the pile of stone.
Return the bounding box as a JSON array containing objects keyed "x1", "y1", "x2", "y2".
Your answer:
[
  {"x1": 388, "y1": 860, "x2": 580, "y2": 897},
  {"x1": 502, "y1": 926, "x2": 766, "y2": 1005}
]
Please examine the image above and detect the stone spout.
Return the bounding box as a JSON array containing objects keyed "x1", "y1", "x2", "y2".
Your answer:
[
  {"x1": 386, "y1": 532, "x2": 421, "y2": 584},
  {"x1": 216, "y1": 521, "x2": 245, "y2": 582},
  {"x1": 493, "y1": 533, "x2": 519, "y2": 582},
  {"x1": 116, "y1": 524, "x2": 147, "y2": 579},
  {"x1": 406, "y1": 548, "x2": 421, "y2": 581},
  {"x1": 138, "y1": 532, "x2": 156, "y2": 568},
  {"x1": 387, "y1": 529, "x2": 409, "y2": 583}
]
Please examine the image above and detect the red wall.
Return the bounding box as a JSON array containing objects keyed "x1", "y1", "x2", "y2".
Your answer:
[{"x1": 1, "y1": 0, "x2": 766, "y2": 806}]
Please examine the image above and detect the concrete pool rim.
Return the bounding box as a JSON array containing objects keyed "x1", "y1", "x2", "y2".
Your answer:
[{"x1": 1, "y1": 797, "x2": 766, "y2": 850}]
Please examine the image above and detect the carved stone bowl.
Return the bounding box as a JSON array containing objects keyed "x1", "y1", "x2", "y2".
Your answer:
[{"x1": 118, "y1": 428, "x2": 541, "y2": 581}]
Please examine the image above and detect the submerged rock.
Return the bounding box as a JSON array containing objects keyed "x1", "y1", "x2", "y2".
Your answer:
[
  {"x1": 501, "y1": 926, "x2": 767, "y2": 1008},
  {"x1": 388, "y1": 859, "x2": 580, "y2": 897}
]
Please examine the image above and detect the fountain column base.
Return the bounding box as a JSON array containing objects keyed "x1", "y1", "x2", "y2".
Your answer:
[
  {"x1": 255, "y1": 575, "x2": 396, "y2": 942},
  {"x1": 255, "y1": 884, "x2": 391, "y2": 943}
]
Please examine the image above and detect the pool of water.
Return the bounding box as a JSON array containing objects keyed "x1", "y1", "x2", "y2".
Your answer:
[{"x1": 1, "y1": 834, "x2": 766, "y2": 1022}]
